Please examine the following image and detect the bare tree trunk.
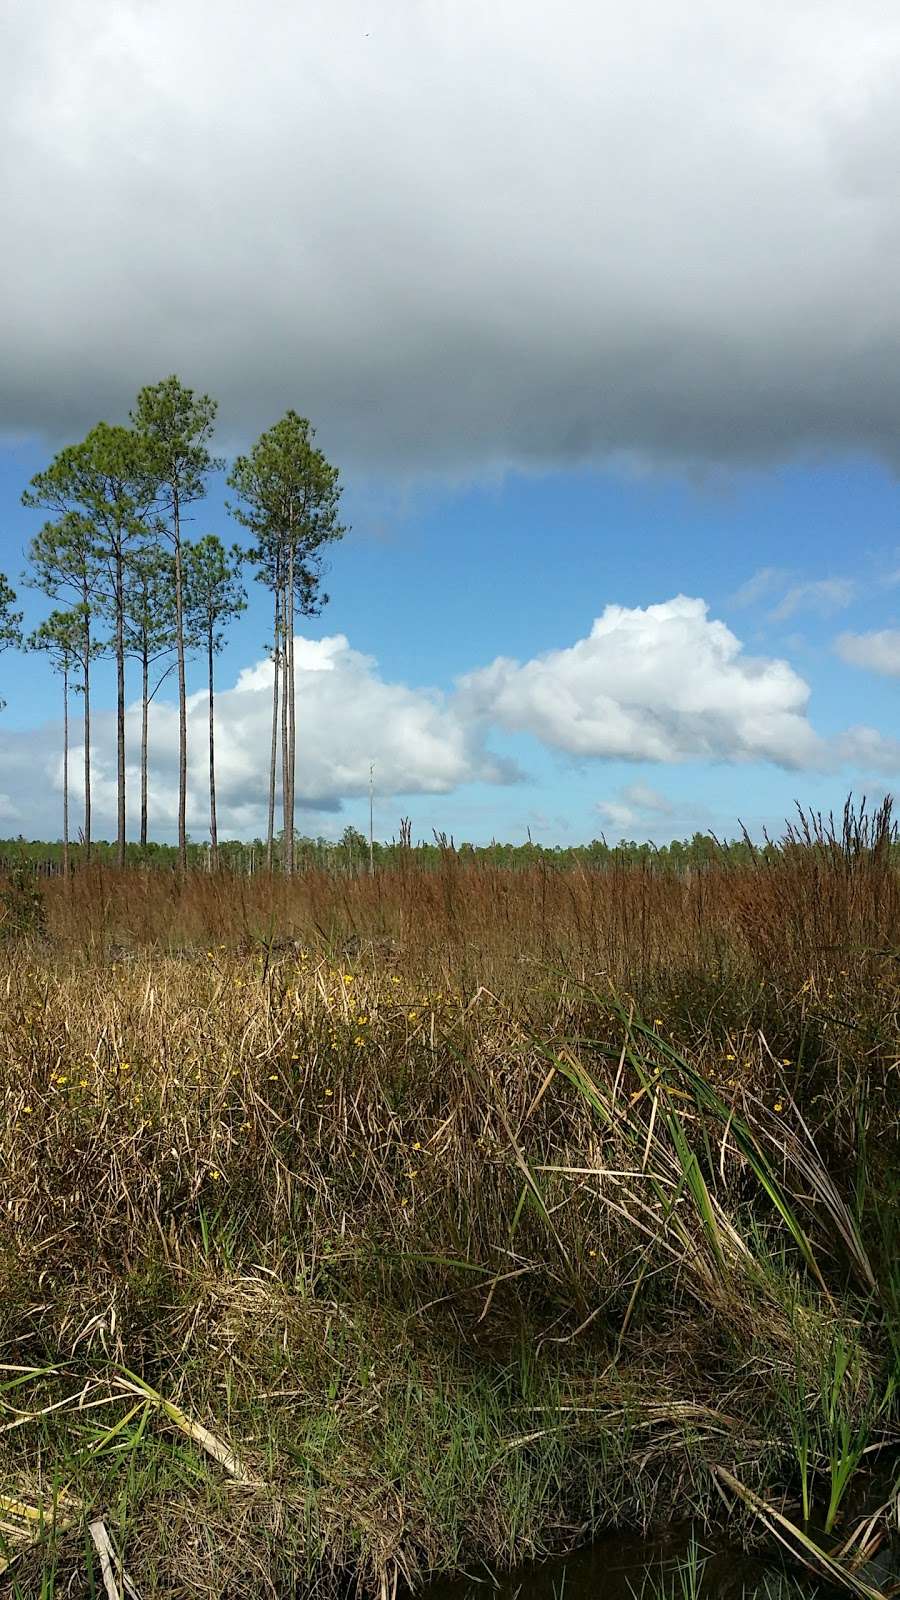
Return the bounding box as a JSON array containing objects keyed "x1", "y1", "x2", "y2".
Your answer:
[
  {"x1": 62, "y1": 661, "x2": 69, "y2": 881},
  {"x1": 280, "y1": 578, "x2": 289, "y2": 869},
  {"x1": 208, "y1": 623, "x2": 218, "y2": 870},
  {"x1": 115, "y1": 550, "x2": 126, "y2": 870},
  {"x1": 82, "y1": 606, "x2": 92, "y2": 865},
  {"x1": 173, "y1": 490, "x2": 187, "y2": 873},
  {"x1": 285, "y1": 547, "x2": 296, "y2": 876},
  {"x1": 140, "y1": 640, "x2": 149, "y2": 849},
  {"x1": 266, "y1": 586, "x2": 280, "y2": 873}
]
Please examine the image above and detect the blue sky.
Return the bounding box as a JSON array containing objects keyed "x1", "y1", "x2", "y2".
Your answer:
[
  {"x1": 3, "y1": 440, "x2": 898, "y2": 847},
  {"x1": 4, "y1": 2, "x2": 900, "y2": 847}
]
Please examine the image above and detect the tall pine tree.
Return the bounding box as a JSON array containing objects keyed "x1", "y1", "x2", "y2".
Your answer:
[
  {"x1": 227, "y1": 413, "x2": 346, "y2": 873},
  {"x1": 27, "y1": 609, "x2": 92, "y2": 876},
  {"x1": 183, "y1": 537, "x2": 246, "y2": 869},
  {"x1": 123, "y1": 547, "x2": 178, "y2": 849},
  {"x1": 24, "y1": 514, "x2": 101, "y2": 859},
  {"x1": 23, "y1": 427, "x2": 154, "y2": 867},
  {"x1": 131, "y1": 378, "x2": 221, "y2": 871}
]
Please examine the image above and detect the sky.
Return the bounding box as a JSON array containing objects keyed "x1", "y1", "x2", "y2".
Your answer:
[{"x1": 2, "y1": 0, "x2": 900, "y2": 848}]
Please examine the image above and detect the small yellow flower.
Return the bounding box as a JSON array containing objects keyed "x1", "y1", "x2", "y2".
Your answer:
[
  {"x1": 407, "y1": 1169, "x2": 419, "y2": 1179},
  {"x1": 210, "y1": 1168, "x2": 221, "y2": 1180},
  {"x1": 79, "y1": 1079, "x2": 88, "y2": 1088},
  {"x1": 589, "y1": 1249, "x2": 597, "y2": 1259},
  {"x1": 781, "y1": 1059, "x2": 792, "y2": 1066},
  {"x1": 357, "y1": 1015, "x2": 368, "y2": 1026},
  {"x1": 653, "y1": 1018, "x2": 664, "y2": 1027},
  {"x1": 22, "y1": 1105, "x2": 33, "y2": 1114},
  {"x1": 774, "y1": 1101, "x2": 784, "y2": 1113},
  {"x1": 412, "y1": 1141, "x2": 422, "y2": 1151},
  {"x1": 342, "y1": 974, "x2": 354, "y2": 985},
  {"x1": 324, "y1": 1087, "x2": 333, "y2": 1096},
  {"x1": 407, "y1": 1010, "x2": 418, "y2": 1022},
  {"x1": 268, "y1": 1073, "x2": 278, "y2": 1080},
  {"x1": 391, "y1": 976, "x2": 400, "y2": 985},
  {"x1": 354, "y1": 1036, "x2": 365, "y2": 1046},
  {"x1": 724, "y1": 1054, "x2": 735, "y2": 1062}
]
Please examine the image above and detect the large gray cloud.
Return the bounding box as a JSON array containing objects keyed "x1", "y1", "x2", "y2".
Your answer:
[{"x1": 4, "y1": 1, "x2": 900, "y2": 473}]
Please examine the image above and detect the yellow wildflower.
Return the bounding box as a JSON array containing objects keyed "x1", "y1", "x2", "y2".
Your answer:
[{"x1": 774, "y1": 1101, "x2": 784, "y2": 1113}]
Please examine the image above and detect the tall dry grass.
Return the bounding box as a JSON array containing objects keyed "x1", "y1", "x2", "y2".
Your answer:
[{"x1": 0, "y1": 824, "x2": 898, "y2": 1596}]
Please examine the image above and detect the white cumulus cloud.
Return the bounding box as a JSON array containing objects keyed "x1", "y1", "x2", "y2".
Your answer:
[
  {"x1": 459, "y1": 596, "x2": 828, "y2": 768},
  {"x1": 0, "y1": 633, "x2": 517, "y2": 842}
]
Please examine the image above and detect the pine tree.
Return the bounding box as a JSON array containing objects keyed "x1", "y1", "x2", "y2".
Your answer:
[
  {"x1": 183, "y1": 537, "x2": 246, "y2": 869},
  {"x1": 131, "y1": 378, "x2": 222, "y2": 872},
  {"x1": 227, "y1": 413, "x2": 346, "y2": 873},
  {"x1": 23, "y1": 426, "x2": 155, "y2": 867},
  {"x1": 27, "y1": 609, "x2": 92, "y2": 877},
  {"x1": 23, "y1": 514, "x2": 101, "y2": 860},
  {"x1": 123, "y1": 547, "x2": 178, "y2": 848}
]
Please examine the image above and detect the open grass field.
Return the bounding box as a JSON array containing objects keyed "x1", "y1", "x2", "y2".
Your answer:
[{"x1": 1, "y1": 809, "x2": 899, "y2": 1597}]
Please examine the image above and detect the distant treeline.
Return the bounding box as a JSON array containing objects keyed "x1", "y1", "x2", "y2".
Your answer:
[{"x1": 0, "y1": 823, "x2": 866, "y2": 876}]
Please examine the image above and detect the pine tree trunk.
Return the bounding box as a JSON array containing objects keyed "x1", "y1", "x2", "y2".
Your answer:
[
  {"x1": 115, "y1": 549, "x2": 126, "y2": 870},
  {"x1": 82, "y1": 605, "x2": 92, "y2": 865},
  {"x1": 280, "y1": 580, "x2": 290, "y2": 872},
  {"x1": 208, "y1": 621, "x2": 218, "y2": 870},
  {"x1": 62, "y1": 661, "x2": 69, "y2": 881},
  {"x1": 266, "y1": 586, "x2": 280, "y2": 873},
  {"x1": 140, "y1": 641, "x2": 149, "y2": 849},
  {"x1": 286, "y1": 546, "x2": 296, "y2": 877},
  {"x1": 174, "y1": 489, "x2": 187, "y2": 872}
]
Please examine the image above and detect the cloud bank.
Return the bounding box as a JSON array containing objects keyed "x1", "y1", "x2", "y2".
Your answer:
[
  {"x1": 5, "y1": 2, "x2": 900, "y2": 474},
  {"x1": 2, "y1": 599, "x2": 898, "y2": 842}
]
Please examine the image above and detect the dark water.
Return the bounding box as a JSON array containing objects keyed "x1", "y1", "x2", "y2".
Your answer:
[{"x1": 419, "y1": 1527, "x2": 778, "y2": 1600}]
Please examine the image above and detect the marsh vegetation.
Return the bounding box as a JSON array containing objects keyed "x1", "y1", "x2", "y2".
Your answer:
[{"x1": 1, "y1": 806, "x2": 898, "y2": 1597}]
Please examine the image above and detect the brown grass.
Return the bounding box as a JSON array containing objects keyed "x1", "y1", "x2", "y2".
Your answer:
[{"x1": 0, "y1": 839, "x2": 898, "y2": 1597}]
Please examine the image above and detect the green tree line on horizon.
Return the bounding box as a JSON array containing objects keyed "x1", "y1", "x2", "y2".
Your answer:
[
  {"x1": 0, "y1": 377, "x2": 347, "y2": 875},
  {"x1": 0, "y1": 821, "x2": 866, "y2": 876}
]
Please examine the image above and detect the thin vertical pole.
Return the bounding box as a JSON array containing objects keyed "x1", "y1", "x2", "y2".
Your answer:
[{"x1": 368, "y1": 764, "x2": 375, "y2": 877}]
